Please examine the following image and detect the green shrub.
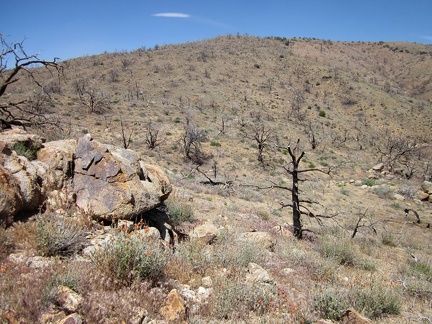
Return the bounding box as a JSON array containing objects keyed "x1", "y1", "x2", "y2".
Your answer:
[
  {"x1": 211, "y1": 276, "x2": 275, "y2": 320},
  {"x1": 36, "y1": 214, "x2": 87, "y2": 257},
  {"x1": 175, "y1": 239, "x2": 212, "y2": 276},
  {"x1": 318, "y1": 236, "x2": 356, "y2": 266},
  {"x1": 361, "y1": 178, "x2": 375, "y2": 187},
  {"x1": 90, "y1": 234, "x2": 169, "y2": 285},
  {"x1": 210, "y1": 141, "x2": 221, "y2": 147},
  {"x1": 213, "y1": 231, "x2": 267, "y2": 269},
  {"x1": 319, "y1": 110, "x2": 326, "y2": 117},
  {"x1": 166, "y1": 200, "x2": 194, "y2": 226},
  {"x1": 340, "y1": 189, "x2": 349, "y2": 196},
  {"x1": 13, "y1": 142, "x2": 38, "y2": 160},
  {"x1": 314, "y1": 276, "x2": 401, "y2": 320}
]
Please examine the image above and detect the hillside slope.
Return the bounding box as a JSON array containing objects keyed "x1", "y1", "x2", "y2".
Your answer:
[{"x1": 1, "y1": 35, "x2": 431, "y2": 322}]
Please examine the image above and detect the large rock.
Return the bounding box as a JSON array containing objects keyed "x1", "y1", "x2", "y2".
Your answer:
[
  {"x1": 0, "y1": 164, "x2": 22, "y2": 225},
  {"x1": 421, "y1": 181, "x2": 432, "y2": 194},
  {"x1": 73, "y1": 134, "x2": 171, "y2": 221}
]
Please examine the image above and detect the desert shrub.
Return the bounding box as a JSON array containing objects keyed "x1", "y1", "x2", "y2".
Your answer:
[
  {"x1": 361, "y1": 178, "x2": 375, "y2": 187},
  {"x1": 0, "y1": 226, "x2": 14, "y2": 261},
  {"x1": 373, "y1": 185, "x2": 392, "y2": 198},
  {"x1": 7, "y1": 221, "x2": 38, "y2": 251},
  {"x1": 165, "y1": 199, "x2": 194, "y2": 226},
  {"x1": 381, "y1": 232, "x2": 398, "y2": 247},
  {"x1": 90, "y1": 234, "x2": 169, "y2": 285},
  {"x1": 319, "y1": 110, "x2": 326, "y2": 117},
  {"x1": 210, "y1": 276, "x2": 275, "y2": 320},
  {"x1": 213, "y1": 231, "x2": 267, "y2": 269},
  {"x1": 314, "y1": 275, "x2": 401, "y2": 320},
  {"x1": 171, "y1": 239, "x2": 213, "y2": 277},
  {"x1": 36, "y1": 214, "x2": 87, "y2": 257},
  {"x1": 41, "y1": 262, "x2": 87, "y2": 307},
  {"x1": 397, "y1": 185, "x2": 417, "y2": 200},
  {"x1": 0, "y1": 262, "x2": 54, "y2": 321},
  {"x1": 399, "y1": 259, "x2": 432, "y2": 299},
  {"x1": 340, "y1": 188, "x2": 349, "y2": 196},
  {"x1": 318, "y1": 235, "x2": 356, "y2": 266}
]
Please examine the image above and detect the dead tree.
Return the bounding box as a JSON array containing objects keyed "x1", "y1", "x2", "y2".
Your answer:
[
  {"x1": 279, "y1": 140, "x2": 333, "y2": 238},
  {"x1": 351, "y1": 208, "x2": 380, "y2": 238},
  {"x1": 0, "y1": 34, "x2": 62, "y2": 130},
  {"x1": 181, "y1": 123, "x2": 208, "y2": 165},
  {"x1": 241, "y1": 122, "x2": 274, "y2": 166},
  {"x1": 245, "y1": 140, "x2": 335, "y2": 239},
  {"x1": 144, "y1": 122, "x2": 164, "y2": 149},
  {"x1": 120, "y1": 119, "x2": 133, "y2": 149}
]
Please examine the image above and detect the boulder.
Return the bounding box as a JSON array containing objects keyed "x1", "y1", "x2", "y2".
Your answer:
[
  {"x1": 245, "y1": 262, "x2": 274, "y2": 284},
  {"x1": 0, "y1": 165, "x2": 22, "y2": 225},
  {"x1": 417, "y1": 191, "x2": 429, "y2": 201},
  {"x1": 73, "y1": 134, "x2": 171, "y2": 221},
  {"x1": 0, "y1": 149, "x2": 42, "y2": 225},
  {"x1": 159, "y1": 289, "x2": 187, "y2": 322},
  {"x1": 371, "y1": 163, "x2": 384, "y2": 172},
  {"x1": 189, "y1": 222, "x2": 223, "y2": 238}
]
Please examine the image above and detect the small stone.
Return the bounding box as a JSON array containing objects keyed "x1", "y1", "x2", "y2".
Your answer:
[
  {"x1": 56, "y1": 286, "x2": 83, "y2": 313},
  {"x1": 201, "y1": 276, "x2": 213, "y2": 288}
]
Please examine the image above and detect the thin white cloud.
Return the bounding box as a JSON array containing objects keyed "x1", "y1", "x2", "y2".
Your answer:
[
  {"x1": 152, "y1": 13, "x2": 190, "y2": 18},
  {"x1": 420, "y1": 35, "x2": 432, "y2": 41}
]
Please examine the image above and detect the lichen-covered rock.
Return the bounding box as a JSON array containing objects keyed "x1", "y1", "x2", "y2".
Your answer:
[
  {"x1": 159, "y1": 289, "x2": 187, "y2": 322},
  {"x1": 73, "y1": 134, "x2": 171, "y2": 221}
]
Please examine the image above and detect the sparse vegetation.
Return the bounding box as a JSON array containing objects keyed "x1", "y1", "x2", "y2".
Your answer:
[
  {"x1": 90, "y1": 234, "x2": 169, "y2": 286},
  {"x1": 1, "y1": 35, "x2": 431, "y2": 323}
]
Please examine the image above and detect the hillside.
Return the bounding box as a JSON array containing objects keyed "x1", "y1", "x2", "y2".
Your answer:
[{"x1": 1, "y1": 35, "x2": 431, "y2": 323}]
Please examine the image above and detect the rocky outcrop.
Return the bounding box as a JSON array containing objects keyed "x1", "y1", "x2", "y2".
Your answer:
[
  {"x1": 0, "y1": 131, "x2": 172, "y2": 224},
  {"x1": 0, "y1": 130, "x2": 45, "y2": 225}
]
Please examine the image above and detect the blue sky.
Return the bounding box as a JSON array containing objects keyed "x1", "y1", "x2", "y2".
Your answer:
[{"x1": 1, "y1": 0, "x2": 431, "y2": 63}]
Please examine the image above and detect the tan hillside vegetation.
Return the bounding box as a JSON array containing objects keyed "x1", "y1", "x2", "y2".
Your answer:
[{"x1": 1, "y1": 35, "x2": 431, "y2": 323}]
